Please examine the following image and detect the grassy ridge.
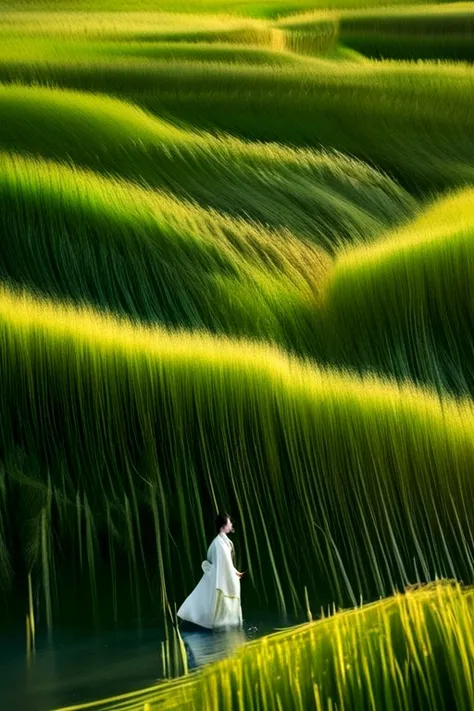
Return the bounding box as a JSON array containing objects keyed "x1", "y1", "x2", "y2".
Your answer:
[
  {"x1": 0, "y1": 151, "x2": 328, "y2": 344},
  {"x1": 323, "y1": 188, "x2": 474, "y2": 395},
  {"x1": 0, "y1": 57, "x2": 473, "y2": 193},
  {"x1": 339, "y1": 4, "x2": 474, "y2": 61},
  {"x1": 52, "y1": 583, "x2": 474, "y2": 711},
  {"x1": 0, "y1": 84, "x2": 416, "y2": 250},
  {"x1": 0, "y1": 0, "x2": 444, "y2": 16},
  {"x1": 2, "y1": 286, "x2": 474, "y2": 619}
]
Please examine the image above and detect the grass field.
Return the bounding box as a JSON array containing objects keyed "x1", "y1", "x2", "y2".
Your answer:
[{"x1": 2, "y1": 2, "x2": 474, "y2": 710}]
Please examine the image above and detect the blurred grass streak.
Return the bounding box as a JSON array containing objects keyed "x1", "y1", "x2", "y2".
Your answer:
[
  {"x1": 0, "y1": 0, "x2": 439, "y2": 16},
  {"x1": 52, "y1": 583, "x2": 474, "y2": 711},
  {"x1": 0, "y1": 55, "x2": 472, "y2": 192},
  {"x1": 2, "y1": 286, "x2": 474, "y2": 621},
  {"x1": 323, "y1": 187, "x2": 474, "y2": 395},
  {"x1": 0, "y1": 84, "x2": 415, "y2": 251}
]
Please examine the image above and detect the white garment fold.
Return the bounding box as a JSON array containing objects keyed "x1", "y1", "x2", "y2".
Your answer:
[{"x1": 177, "y1": 533, "x2": 243, "y2": 630}]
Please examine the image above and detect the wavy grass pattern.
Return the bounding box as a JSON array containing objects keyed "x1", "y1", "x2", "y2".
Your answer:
[
  {"x1": 323, "y1": 188, "x2": 474, "y2": 394},
  {"x1": 1, "y1": 4, "x2": 474, "y2": 709},
  {"x1": 2, "y1": 286, "x2": 474, "y2": 619}
]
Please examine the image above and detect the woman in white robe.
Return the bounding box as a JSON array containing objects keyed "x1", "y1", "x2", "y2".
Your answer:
[{"x1": 177, "y1": 514, "x2": 244, "y2": 630}]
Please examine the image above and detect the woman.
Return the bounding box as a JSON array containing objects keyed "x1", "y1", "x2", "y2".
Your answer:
[{"x1": 177, "y1": 513, "x2": 244, "y2": 630}]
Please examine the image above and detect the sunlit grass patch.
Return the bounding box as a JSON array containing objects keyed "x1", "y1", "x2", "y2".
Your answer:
[
  {"x1": 52, "y1": 583, "x2": 474, "y2": 711},
  {"x1": 2, "y1": 285, "x2": 474, "y2": 622},
  {"x1": 0, "y1": 84, "x2": 416, "y2": 250},
  {"x1": 323, "y1": 187, "x2": 474, "y2": 394},
  {"x1": 0, "y1": 55, "x2": 473, "y2": 192}
]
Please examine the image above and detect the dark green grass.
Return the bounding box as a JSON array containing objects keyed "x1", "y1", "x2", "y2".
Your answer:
[
  {"x1": 340, "y1": 7, "x2": 474, "y2": 61},
  {"x1": 0, "y1": 58, "x2": 473, "y2": 194},
  {"x1": 0, "y1": 84, "x2": 416, "y2": 251}
]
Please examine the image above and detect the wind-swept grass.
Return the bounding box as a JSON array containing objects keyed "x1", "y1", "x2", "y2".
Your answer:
[
  {"x1": 322, "y1": 187, "x2": 474, "y2": 396},
  {"x1": 2, "y1": 286, "x2": 474, "y2": 623},
  {"x1": 0, "y1": 56, "x2": 473, "y2": 193},
  {"x1": 339, "y1": 3, "x2": 474, "y2": 61},
  {"x1": 52, "y1": 583, "x2": 474, "y2": 711},
  {"x1": 0, "y1": 84, "x2": 416, "y2": 250},
  {"x1": 0, "y1": 151, "x2": 329, "y2": 345}
]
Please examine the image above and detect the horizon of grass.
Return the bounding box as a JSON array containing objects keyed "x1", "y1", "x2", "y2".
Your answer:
[
  {"x1": 0, "y1": 84, "x2": 416, "y2": 251},
  {"x1": 2, "y1": 284, "x2": 474, "y2": 624},
  {"x1": 322, "y1": 186, "x2": 474, "y2": 395},
  {"x1": 0, "y1": 0, "x2": 450, "y2": 17},
  {"x1": 0, "y1": 54, "x2": 473, "y2": 193},
  {"x1": 52, "y1": 583, "x2": 474, "y2": 711}
]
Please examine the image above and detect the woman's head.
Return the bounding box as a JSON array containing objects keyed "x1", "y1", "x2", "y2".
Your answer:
[{"x1": 215, "y1": 513, "x2": 233, "y2": 534}]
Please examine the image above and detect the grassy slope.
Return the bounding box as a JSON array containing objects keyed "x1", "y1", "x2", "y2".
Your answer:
[
  {"x1": 322, "y1": 188, "x2": 474, "y2": 394},
  {"x1": 52, "y1": 584, "x2": 474, "y2": 711},
  {"x1": 2, "y1": 286, "x2": 474, "y2": 616},
  {"x1": 339, "y1": 4, "x2": 474, "y2": 61},
  {"x1": 0, "y1": 53, "x2": 473, "y2": 193},
  {"x1": 0, "y1": 84, "x2": 416, "y2": 251},
  {"x1": 0, "y1": 151, "x2": 329, "y2": 346}
]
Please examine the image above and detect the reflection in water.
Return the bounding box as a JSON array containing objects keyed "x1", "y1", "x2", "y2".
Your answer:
[
  {"x1": 181, "y1": 626, "x2": 247, "y2": 670},
  {"x1": 0, "y1": 616, "x2": 290, "y2": 711}
]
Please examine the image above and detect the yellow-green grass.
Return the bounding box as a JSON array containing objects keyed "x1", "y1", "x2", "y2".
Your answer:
[
  {"x1": 0, "y1": 85, "x2": 416, "y2": 250},
  {"x1": 0, "y1": 151, "x2": 330, "y2": 346},
  {"x1": 1, "y1": 55, "x2": 473, "y2": 192},
  {"x1": 322, "y1": 187, "x2": 474, "y2": 395},
  {"x1": 0, "y1": 0, "x2": 445, "y2": 17},
  {"x1": 2, "y1": 285, "x2": 474, "y2": 621},
  {"x1": 0, "y1": 37, "x2": 310, "y2": 66},
  {"x1": 51, "y1": 583, "x2": 474, "y2": 711},
  {"x1": 338, "y1": 3, "x2": 474, "y2": 61}
]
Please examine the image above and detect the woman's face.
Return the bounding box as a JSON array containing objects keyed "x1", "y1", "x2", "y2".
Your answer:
[{"x1": 223, "y1": 518, "x2": 234, "y2": 534}]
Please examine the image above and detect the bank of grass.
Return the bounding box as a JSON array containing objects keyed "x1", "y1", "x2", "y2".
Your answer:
[
  {"x1": 339, "y1": 3, "x2": 474, "y2": 61},
  {"x1": 53, "y1": 583, "x2": 474, "y2": 710},
  {"x1": 0, "y1": 37, "x2": 309, "y2": 66},
  {"x1": 0, "y1": 151, "x2": 330, "y2": 346},
  {"x1": 0, "y1": 85, "x2": 416, "y2": 250},
  {"x1": 2, "y1": 285, "x2": 474, "y2": 620},
  {"x1": 0, "y1": 56, "x2": 473, "y2": 193},
  {"x1": 322, "y1": 187, "x2": 474, "y2": 395}
]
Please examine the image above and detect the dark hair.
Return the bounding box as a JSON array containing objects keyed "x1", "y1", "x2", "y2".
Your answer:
[{"x1": 215, "y1": 512, "x2": 230, "y2": 533}]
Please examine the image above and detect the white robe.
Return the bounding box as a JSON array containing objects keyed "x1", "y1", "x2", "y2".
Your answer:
[{"x1": 177, "y1": 533, "x2": 243, "y2": 630}]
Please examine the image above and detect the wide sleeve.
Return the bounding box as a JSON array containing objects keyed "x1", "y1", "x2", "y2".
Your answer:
[{"x1": 214, "y1": 538, "x2": 240, "y2": 599}]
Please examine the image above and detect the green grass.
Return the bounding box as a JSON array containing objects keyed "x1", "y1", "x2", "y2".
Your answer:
[
  {"x1": 322, "y1": 187, "x2": 474, "y2": 395},
  {"x1": 0, "y1": 0, "x2": 448, "y2": 17},
  {"x1": 0, "y1": 150, "x2": 329, "y2": 346},
  {"x1": 2, "y1": 285, "x2": 474, "y2": 620},
  {"x1": 339, "y1": 4, "x2": 474, "y2": 61},
  {"x1": 0, "y1": 84, "x2": 416, "y2": 251},
  {"x1": 0, "y1": 52, "x2": 473, "y2": 193},
  {"x1": 1, "y1": 6, "x2": 474, "y2": 708},
  {"x1": 52, "y1": 583, "x2": 474, "y2": 710}
]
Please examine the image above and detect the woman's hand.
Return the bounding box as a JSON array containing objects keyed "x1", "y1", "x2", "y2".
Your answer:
[{"x1": 236, "y1": 570, "x2": 245, "y2": 579}]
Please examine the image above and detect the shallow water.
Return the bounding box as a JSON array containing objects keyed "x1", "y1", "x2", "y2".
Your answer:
[{"x1": 0, "y1": 612, "x2": 293, "y2": 711}]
